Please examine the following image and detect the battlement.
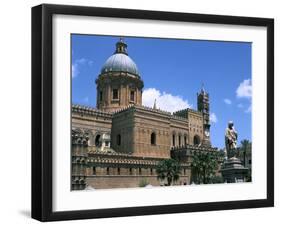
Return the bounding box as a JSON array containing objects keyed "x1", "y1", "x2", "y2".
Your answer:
[
  {"x1": 173, "y1": 108, "x2": 203, "y2": 120},
  {"x1": 113, "y1": 104, "x2": 172, "y2": 116},
  {"x1": 72, "y1": 104, "x2": 113, "y2": 118},
  {"x1": 171, "y1": 144, "x2": 218, "y2": 152},
  {"x1": 136, "y1": 105, "x2": 171, "y2": 115},
  {"x1": 170, "y1": 114, "x2": 188, "y2": 122},
  {"x1": 112, "y1": 104, "x2": 136, "y2": 115},
  {"x1": 186, "y1": 108, "x2": 202, "y2": 115},
  {"x1": 87, "y1": 149, "x2": 189, "y2": 167},
  {"x1": 173, "y1": 109, "x2": 188, "y2": 119}
]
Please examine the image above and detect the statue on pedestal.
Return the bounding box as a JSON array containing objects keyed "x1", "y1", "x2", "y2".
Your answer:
[
  {"x1": 221, "y1": 121, "x2": 248, "y2": 183},
  {"x1": 225, "y1": 121, "x2": 238, "y2": 159}
]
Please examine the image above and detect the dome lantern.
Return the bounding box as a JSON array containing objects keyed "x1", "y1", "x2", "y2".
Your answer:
[
  {"x1": 101, "y1": 38, "x2": 140, "y2": 76},
  {"x1": 115, "y1": 38, "x2": 128, "y2": 55}
]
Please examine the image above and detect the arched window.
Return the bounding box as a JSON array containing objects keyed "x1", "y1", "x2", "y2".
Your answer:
[
  {"x1": 95, "y1": 134, "x2": 101, "y2": 147},
  {"x1": 99, "y1": 91, "x2": 103, "y2": 101},
  {"x1": 130, "y1": 90, "x2": 135, "y2": 102},
  {"x1": 193, "y1": 135, "x2": 201, "y2": 146},
  {"x1": 117, "y1": 134, "x2": 121, "y2": 146},
  {"x1": 172, "y1": 134, "x2": 176, "y2": 146},
  {"x1": 151, "y1": 132, "x2": 156, "y2": 145},
  {"x1": 184, "y1": 135, "x2": 187, "y2": 145},
  {"x1": 112, "y1": 88, "x2": 119, "y2": 100},
  {"x1": 178, "y1": 135, "x2": 181, "y2": 146}
]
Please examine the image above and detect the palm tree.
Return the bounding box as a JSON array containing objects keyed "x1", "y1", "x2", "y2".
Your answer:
[
  {"x1": 156, "y1": 159, "x2": 181, "y2": 186},
  {"x1": 238, "y1": 139, "x2": 251, "y2": 166},
  {"x1": 191, "y1": 151, "x2": 219, "y2": 184},
  {"x1": 238, "y1": 139, "x2": 252, "y2": 182}
]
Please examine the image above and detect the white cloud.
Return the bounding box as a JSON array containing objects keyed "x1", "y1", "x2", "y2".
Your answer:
[
  {"x1": 210, "y1": 112, "x2": 218, "y2": 123},
  {"x1": 237, "y1": 103, "x2": 243, "y2": 108},
  {"x1": 236, "y1": 79, "x2": 252, "y2": 114},
  {"x1": 236, "y1": 79, "x2": 252, "y2": 99},
  {"x1": 223, "y1": 98, "x2": 232, "y2": 105},
  {"x1": 72, "y1": 64, "x2": 78, "y2": 78},
  {"x1": 142, "y1": 88, "x2": 192, "y2": 112},
  {"x1": 76, "y1": 58, "x2": 93, "y2": 66},
  {"x1": 72, "y1": 58, "x2": 93, "y2": 78}
]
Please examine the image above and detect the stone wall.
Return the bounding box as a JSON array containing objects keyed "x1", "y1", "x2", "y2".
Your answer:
[
  {"x1": 84, "y1": 151, "x2": 191, "y2": 189},
  {"x1": 186, "y1": 110, "x2": 204, "y2": 145},
  {"x1": 111, "y1": 108, "x2": 135, "y2": 154},
  {"x1": 170, "y1": 116, "x2": 189, "y2": 147},
  {"x1": 133, "y1": 108, "x2": 171, "y2": 158},
  {"x1": 86, "y1": 175, "x2": 190, "y2": 189}
]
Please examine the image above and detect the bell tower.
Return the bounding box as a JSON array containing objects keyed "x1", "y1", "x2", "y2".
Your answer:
[{"x1": 197, "y1": 85, "x2": 211, "y2": 147}]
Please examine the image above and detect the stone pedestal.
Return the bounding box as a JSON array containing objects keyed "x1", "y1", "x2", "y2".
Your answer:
[{"x1": 220, "y1": 157, "x2": 248, "y2": 183}]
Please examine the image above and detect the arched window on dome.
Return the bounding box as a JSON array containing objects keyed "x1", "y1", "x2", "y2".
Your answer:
[
  {"x1": 99, "y1": 91, "x2": 103, "y2": 101},
  {"x1": 112, "y1": 88, "x2": 119, "y2": 100},
  {"x1": 130, "y1": 90, "x2": 135, "y2": 102}
]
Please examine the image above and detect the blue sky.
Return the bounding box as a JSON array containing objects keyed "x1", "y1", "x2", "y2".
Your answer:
[{"x1": 72, "y1": 34, "x2": 252, "y2": 149}]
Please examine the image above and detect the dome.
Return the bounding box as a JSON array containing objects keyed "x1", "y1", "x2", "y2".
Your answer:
[
  {"x1": 101, "y1": 53, "x2": 139, "y2": 75},
  {"x1": 101, "y1": 39, "x2": 139, "y2": 76}
]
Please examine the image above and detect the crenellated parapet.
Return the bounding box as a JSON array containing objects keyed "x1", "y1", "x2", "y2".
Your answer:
[
  {"x1": 72, "y1": 104, "x2": 113, "y2": 118},
  {"x1": 174, "y1": 108, "x2": 203, "y2": 117},
  {"x1": 87, "y1": 150, "x2": 190, "y2": 168},
  {"x1": 170, "y1": 114, "x2": 188, "y2": 122},
  {"x1": 187, "y1": 108, "x2": 203, "y2": 114},
  {"x1": 171, "y1": 144, "x2": 220, "y2": 164},
  {"x1": 137, "y1": 105, "x2": 171, "y2": 115},
  {"x1": 112, "y1": 104, "x2": 136, "y2": 114},
  {"x1": 72, "y1": 104, "x2": 203, "y2": 123},
  {"x1": 173, "y1": 109, "x2": 188, "y2": 118},
  {"x1": 171, "y1": 143, "x2": 218, "y2": 153},
  {"x1": 113, "y1": 104, "x2": 172, "y2": 116}
]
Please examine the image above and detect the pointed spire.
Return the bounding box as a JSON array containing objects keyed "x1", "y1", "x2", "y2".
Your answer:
[
  {"x1": 153, "y1": 99, "x2": 157, "y2": 109},
  {"x1": 115, "y1": 37, "x2": 128, "y2": 55},
  {"x1": 201, "y1": 82, "x2": 205, "y2": 93}
]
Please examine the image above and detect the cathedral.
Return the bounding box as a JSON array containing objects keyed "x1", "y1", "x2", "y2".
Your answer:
[{"x1": 71, "y1": 38, "x2": 218, "y2": 190}]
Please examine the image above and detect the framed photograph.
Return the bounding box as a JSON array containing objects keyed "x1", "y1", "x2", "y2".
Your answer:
[{"x1": 32, "y1": 4, "x2": 274, "y2": 221}]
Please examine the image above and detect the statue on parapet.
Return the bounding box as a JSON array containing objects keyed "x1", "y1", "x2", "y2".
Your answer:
[{"x1": 225, "y1": 121, "x2": 238, "y2": 159}]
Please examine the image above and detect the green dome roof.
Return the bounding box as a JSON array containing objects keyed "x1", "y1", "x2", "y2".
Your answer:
[{"x1": 101, "y1": 39, "x2": 139, "y2": 76}]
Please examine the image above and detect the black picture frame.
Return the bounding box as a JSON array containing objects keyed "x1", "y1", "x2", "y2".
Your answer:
[{"x1": 32, "y1": 3, "x2": 274, "y2": 222}]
